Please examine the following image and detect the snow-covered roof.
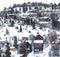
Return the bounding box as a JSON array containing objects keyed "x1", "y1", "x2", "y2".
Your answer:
[{"x1": 34, "y1": 40, "x2": 43, "y2": 43}]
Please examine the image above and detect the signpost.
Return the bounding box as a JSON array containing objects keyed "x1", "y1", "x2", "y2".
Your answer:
[{"x1": 34, "y1": 40, "x2": 43, "y2": 53}]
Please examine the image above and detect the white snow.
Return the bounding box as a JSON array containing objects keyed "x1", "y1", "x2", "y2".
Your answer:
[
  {"x1": 34, "y1": 40, "x2": 43, "y2": 43},
  {"x1": 10, "y1": 45, "x2": 51, "y2": 57},
  {"x1": 0, "y1": 19, "x2": 59, "y2": 57}
]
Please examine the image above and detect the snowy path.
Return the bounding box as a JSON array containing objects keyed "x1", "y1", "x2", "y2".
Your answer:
[{"x1": 11, "y1": 45, "x2": 51, "y2": 57}]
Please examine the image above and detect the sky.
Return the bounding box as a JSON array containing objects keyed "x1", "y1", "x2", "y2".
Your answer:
[{"x1": 0, "y1": 0, "x2": 59, "y2": 11}]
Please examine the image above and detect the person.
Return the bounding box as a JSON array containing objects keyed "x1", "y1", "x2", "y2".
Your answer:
[
  {"x1": 26, "y1": 42, "x2": 32, "y2": 52},
  {"x1": 19, "y1": 39, "x2": 29, "y2": 57},
  {"x1": 5, "y1": 42, "x2": 11, "y2": 57}
]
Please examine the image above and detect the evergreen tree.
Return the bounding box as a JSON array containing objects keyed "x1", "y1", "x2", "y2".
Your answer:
[
  {"x1": 19, "y1": 40, "x2": 30, "y2": 57},
  {"x1": 48, "y1": 30, "x2": 57, "y2": 43},
  {"x1": 11, "y1": 20, "x2": 14, "y2": 27},
  {"x1": 31, "y1": 19, "x2": 33, "y2": 25},
  {"x1": 23, "y1": 3, "x2": 27, "y2": 13},
  {"x1": 32, "y1": 21, "x2": 35, "y2": 29},
  {"x1": 50, "y1": 13, "x2": 57, "y2": 28},
  {"x1": 11, "y1": 8, "x2": 14, "y2": 14},
  {"x1": 58, "y1": 3, "x2": 60, "y2": 6},
  {"x1": 4, "y1": 7, "x2": 6, "y2": 10},
  {"x1": 20, "y1": 25, "x2": 22, "y2": 32},
  {"x1": 9, "y1": 19, "x2": 11, "y2": 23},
  {"x1": 5, "y1": 13, "x2": 7, "y2": 19},
  {"x1": 6, "y1": 29, "x2": 9, "y2": 35},
  {"x1": 13, "y1": 36, "x2": 18, "y2": 49},
  {"x1": 54, "y1": 3, "x2": 57, "y2": 9},
  {"x1": 26, "y1": 17, "x2": 30, "y2": 25},
  {"x1": 5, "y1": 42, "x2": 11, "y2": 57},
  {"x1": 52, "y1": 4, "x2": 54, "y2": 9},
  {"x1": 13, "y1": 4, "x2": 16, "y2": 8}
]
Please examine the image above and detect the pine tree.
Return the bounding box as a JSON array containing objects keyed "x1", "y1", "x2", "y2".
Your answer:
[
  {"x1": 26, "y1": 17, "x2": 30, "y2": 25},
  {"x1": 19, "y1": 40, "x2": 29, "y2": 57},
  {"x1": 5, "y1": 42, "x2": 11, "y2": 57},
  {"x1": 31, "y1": 19, "x2": 32, "y2": 25},
  {"x1": 50, "y1": 13, "x2": 57, "y2": 28},
  {"x1": 9, "y1": 19, "x2": 11, "y2": 23},
  {"x1": 20, "y1": 25, "x2": 22, "y2": 32},
  {"x1": 48, "y1": 30, "x2": 57, "y2": 43},
  {"x1": 11, "y1": 8, "x2": 14, "y2": 14},
  {"x1": 23, "y1": 3, "x2": 27, "y2": 13},
  {"x1": 6, "y1": 29, "x2": 9, "y2": 35},
  {"x1": 13, "y1": 36, "x2": 18, "y2": 49},
  {"x1": 5, "y1": 13, "x2": 7, "y2": 19},
  {"x1": 11, "y1": 20, "x2": 14, "y2": 27},
  {"x1": 4, "y1": 7, "x2": 6, "y2": 10},
  {"x1": 32, "y1": 21, "x2": 35, "y2": 29}
]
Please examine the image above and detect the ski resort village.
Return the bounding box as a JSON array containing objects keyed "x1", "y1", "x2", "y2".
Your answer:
[{"x1": 0, "y1": 2, "x2": 60, "y2": 57}]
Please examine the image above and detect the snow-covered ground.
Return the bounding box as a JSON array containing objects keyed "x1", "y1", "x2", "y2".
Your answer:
[
  {"x1": 0, "y1": 18, "x2": 60, "y2": 57},
  {"x1": 0, "y1": 23, "x2": 52, "y2": 57},
  {"x1": 10, "y1": 44, "x2": 51, "y2": 57},
  {"x1": 0, "y1": 23, "x2": 51, "y2": 42}
]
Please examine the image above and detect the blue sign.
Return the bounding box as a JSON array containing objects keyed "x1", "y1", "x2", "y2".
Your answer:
[{"x1": 34, "y1": 40, "x2": 43, "y2": 53}]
